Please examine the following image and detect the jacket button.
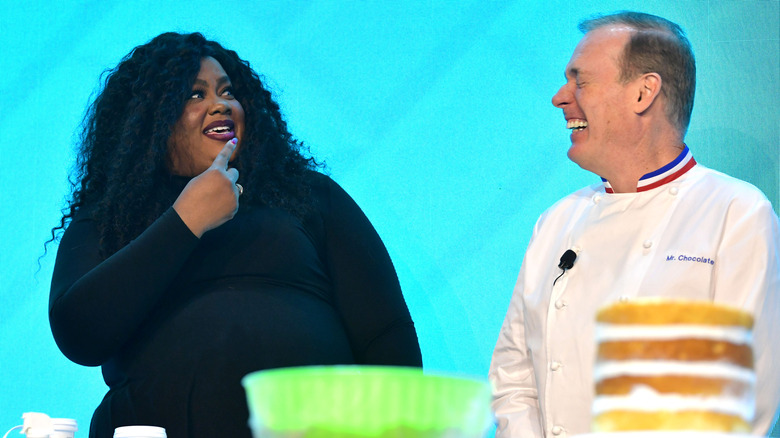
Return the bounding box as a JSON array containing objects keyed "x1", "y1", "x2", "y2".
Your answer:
[
  {"x1": 669, "y1": 187, "x2": 679, "y2": 195},
  {"x1": 643, "y1": 240, "x2": 653, "y2": 249},
  {"x1": 551, "y1": 362, "x2": 562, "y2": 371},
  {"x1": 552, "y1": 425, "x2": 564, "y2": 435},
  {"x1": 555, "y1": 299, "x2": 567, "y2": 309}
]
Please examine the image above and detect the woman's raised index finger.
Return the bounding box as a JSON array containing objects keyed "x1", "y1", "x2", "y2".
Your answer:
[{"x1": 210, "y1": 137, "x2": 238, "y2": 169}]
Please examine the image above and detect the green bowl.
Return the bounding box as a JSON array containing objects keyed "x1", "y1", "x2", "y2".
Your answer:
[{"x1": 242, "y1": 366, "x2": 492, "y2": 438}]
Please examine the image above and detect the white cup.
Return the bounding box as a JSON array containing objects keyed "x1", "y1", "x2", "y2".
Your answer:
[
  {"x1": 49, "y1": 419, "x2": 78, "y2": 438},
  {"x1": 113, "y1": 426, "x2": 166, "y2": 438}
]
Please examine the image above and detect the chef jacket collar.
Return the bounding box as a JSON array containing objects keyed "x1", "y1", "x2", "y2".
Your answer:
[{"x1": 602, "y1": 145, "x2": 696, "y2": 194}]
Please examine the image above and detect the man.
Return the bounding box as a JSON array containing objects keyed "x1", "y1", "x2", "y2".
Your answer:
[{"x1": 489, "y1": 11, "x2": 780, "y2": 437}]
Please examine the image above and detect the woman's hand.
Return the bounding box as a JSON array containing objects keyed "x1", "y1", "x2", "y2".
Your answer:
[{"x1": 173, "y1": 138, "x2": 241, "y2": 238}]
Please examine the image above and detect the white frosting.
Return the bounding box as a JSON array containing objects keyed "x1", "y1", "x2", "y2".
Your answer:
[
  {"x1": 593, "y1": 360, "x2": 755, "y2": 384},
  {"x1": 592, "y1": 385, "x2": 755, "y2": 420},
  {"x1": 595, "y1": 323, "x2": 752, "y2": 345}
]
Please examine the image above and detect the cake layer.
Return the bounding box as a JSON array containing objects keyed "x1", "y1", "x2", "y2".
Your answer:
[
  {"x1": 597, "y1": 339, "x2": 753, "y2": 367},
  {"x1": 593, "y1": 360, "x2": 755, "y2": 383},
  {"x1": 593, "y1": 387, "x2": 754, "y2": 419},
  {"x1": 596, "y1": 299, "x2": 753, "y2": 327},
  {"x1": 592, "y1": 410, "x2": 751, "y2": 432},
  {"x1": 596, "y1": 375, "x2": 753, "y2": 397}
]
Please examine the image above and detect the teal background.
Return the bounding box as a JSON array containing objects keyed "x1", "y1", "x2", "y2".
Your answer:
[{"x1": 1, "y1": 0, "x2": 777, "y2": 435}]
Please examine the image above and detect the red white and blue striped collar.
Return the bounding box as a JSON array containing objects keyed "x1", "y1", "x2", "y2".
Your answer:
[{"x1": 602, "y1": 145, "x2": 697, "y2": 193}]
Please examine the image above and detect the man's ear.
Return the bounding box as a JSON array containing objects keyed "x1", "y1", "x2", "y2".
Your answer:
[{"x1": 633, "y1": 72, "x2": 662, "y2": 114}]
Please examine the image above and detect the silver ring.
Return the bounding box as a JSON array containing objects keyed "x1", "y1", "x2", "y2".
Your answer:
[{"x1": 236, "y1": 183, "x2": 243, "y2": 196}]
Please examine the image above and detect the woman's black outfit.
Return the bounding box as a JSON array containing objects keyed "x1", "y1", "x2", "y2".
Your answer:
[{"x1": 49, "y1": 171, "x2": 422, "y2": 438}]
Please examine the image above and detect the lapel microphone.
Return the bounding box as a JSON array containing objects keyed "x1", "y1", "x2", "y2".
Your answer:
[
  {"x1": 553, "y1": 249, "x2": 577, "y2": 285},
  {"x1": 558, "y1": 250, "x2": 577, "y2": 270}
]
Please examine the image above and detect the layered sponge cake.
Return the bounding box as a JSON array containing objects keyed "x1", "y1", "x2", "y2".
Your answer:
[{"x1": 592, "y1": 298, "x2": 755, "y2": 432}]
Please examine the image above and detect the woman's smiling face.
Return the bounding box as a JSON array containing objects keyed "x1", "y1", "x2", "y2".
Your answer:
[{"x1": 168, "y1": 56, "x2": 245, "y2": 176}]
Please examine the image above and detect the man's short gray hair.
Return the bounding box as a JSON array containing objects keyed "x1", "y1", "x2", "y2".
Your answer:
[{"x1": 580, "y1": 11, "x2": 696, "y2": 134}]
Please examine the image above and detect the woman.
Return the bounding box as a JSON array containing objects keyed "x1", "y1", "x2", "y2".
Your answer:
[{"x1": 49, "y1": 32, "x2": 422, "y2": 438}]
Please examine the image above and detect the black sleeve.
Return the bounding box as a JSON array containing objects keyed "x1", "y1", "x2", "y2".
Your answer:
[
  {"x1": 316, "y1": 175, "x2": 423, "y2": 367},
  {"x1": 49, "y1": 208, "x2": 200, "y2": 366}
]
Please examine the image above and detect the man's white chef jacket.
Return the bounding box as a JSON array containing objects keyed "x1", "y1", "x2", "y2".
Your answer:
[{"x1": 489, "y1": 148, "x2": 780, "y2": 437}]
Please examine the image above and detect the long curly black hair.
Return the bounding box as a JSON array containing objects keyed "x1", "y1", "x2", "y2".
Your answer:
[{"x1": 50, "y1": 32, "x2": 319, "y2": 256}]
